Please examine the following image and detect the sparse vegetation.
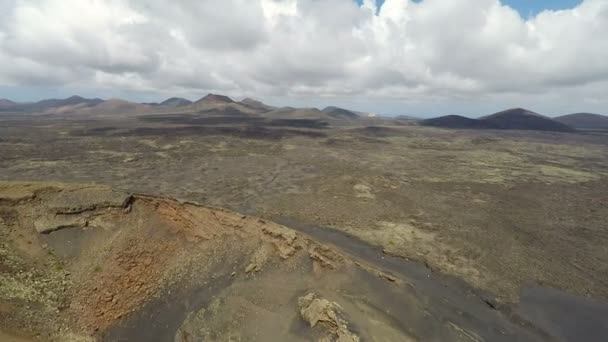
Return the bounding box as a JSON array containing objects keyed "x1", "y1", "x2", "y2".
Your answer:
[{"x1": 1, "y1": 100, "x2": 607, "y2": 341}]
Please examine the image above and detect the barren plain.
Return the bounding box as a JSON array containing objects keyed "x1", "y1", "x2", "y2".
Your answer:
[{"x1": 1, "y1": 106, "x2": 608, "y2": 341}]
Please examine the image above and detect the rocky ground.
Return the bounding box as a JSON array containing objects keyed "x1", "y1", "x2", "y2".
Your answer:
[
  {"x1": 1, "y1": 113, "x2": 608, "y2": 341},
  {"x1": 0, "y1": 181, "x2": 555, "y2": 341}
]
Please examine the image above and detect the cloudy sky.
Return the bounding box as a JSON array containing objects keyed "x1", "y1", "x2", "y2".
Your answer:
[{"x1": 0, "y1": 0, "x2": 606, "y2": 117}]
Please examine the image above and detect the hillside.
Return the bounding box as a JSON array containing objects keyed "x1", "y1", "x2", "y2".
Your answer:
[
  {"x1": 0, "y1": 99, "x2": 17, "y2": 109},
  {"x1": 33, "y1": 95, "x2": 104, "y2": 110},
  {"x1": 481, "y1": 108, "x2": 575, "y2": 132},
  {"x1": 258, "y1": 105, "x2": 361, "y2": 125},
  {"x1": 160, "y1": 97, "x2": 193, "y2": 107},
  {"x1": 0, "y1": 181, "x2": 541, "y2": 341},
  {"x1": 420, "y1": 109, "x2": 576, "y2": 132},
  {"x1": 86, "y1": 99, "x2": 155, "y2": 114},
  {"x1": 555, "y1": 113, "x2": 608, "y2": 130},
  {"x1": 240, "y1": 97, "x2": 275, "y2": 111},
  {"x1": 0, "y1": 96, "x2": 105, "y2": 113},
  {"x1": 322, "y1": 106, "x2": 359, "y2": 120},
  {"x1": 187, "y1": 93, "x2": 264, "y2": 114},
  {"x1": 420, "y1": 115, "x2": 497, "y2": 129},
  {"x1": 195, "y1": 93, "x2": 234, "y2": 105}
]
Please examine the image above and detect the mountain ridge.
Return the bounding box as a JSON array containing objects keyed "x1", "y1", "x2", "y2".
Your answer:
[
  {"x1": 420, "y1": 108, "x2": 575, "y2": 132},
  {"x1": 160, "y1": 97, "x2": 193, "y2": 107},
  {"x1": 0, "y1": 94, "x2": 601, "y2": 131},
  {"x1": 554, "y1": 113, "x2": 608, "y2": 130},
  {"x1": 240, "y1": 97, "x2": 275, "y2": 111},
  {"x1": 195, "y1": 93, "x2": 235, "y2": 104}
]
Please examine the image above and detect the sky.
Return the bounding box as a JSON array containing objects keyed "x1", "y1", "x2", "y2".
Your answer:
[
  {"x1": 360, "y1": 0, "x2": 584, "y2": 17},
  {"x1": 0, "y1": 0, "x2": 606, "y2": 117}
]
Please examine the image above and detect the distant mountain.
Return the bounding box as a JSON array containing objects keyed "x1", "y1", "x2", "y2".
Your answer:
[
  {"x1": 195, "y1": 93, "x2": 234, "y2": 105},
  {"x1": 0, "y1": 99, "x2": 17, "y2": 110},
  {"x1": 41, "y1": 98, "x2": 158, "y2": 116},
  {"x1": 480, "y1": 108, "x2": 574, "y2": 132},
  {"x1": 420, "y1": 108, "x2": 575, "y2": 132},
  {"x1": 240, "y1": 98, "x2": 274, "y2": 111},
  {"x1": 88, "y1": 99, "x2": 153, "y2": 113},
  {"x1": 420, "y1": 115, "x2": 497, "y2": 129},
  {"x1": 554, "y1": 113, "x2": 608, "y2": 130},
  {"x1": 7, "y1": 95, "x2": 105, "y2": 113},
  {"x1": 321, "y1": 106, "x2": 359, "y2": 120},
  {"x1": 63, "y1": 95, "x2": 104, "y2": 107},
  {"x1": 160, "y1": 97, "x2": 193, "y2": 107},
  {"x1": 189, "y1": 93, "x2": 266, "y2": 115},
  {"x1": 35, "y1": 95, "x2": 104, "y2": 109}
]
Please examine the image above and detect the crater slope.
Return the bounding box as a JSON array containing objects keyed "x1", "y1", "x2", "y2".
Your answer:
[{"x1": 0, "y1": 182, "x2": 600, "y2": 341}]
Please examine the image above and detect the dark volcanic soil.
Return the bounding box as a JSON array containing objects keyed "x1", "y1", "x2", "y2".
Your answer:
[{"x1": 1, "y1": 111, "x2": 608, "y2": 341}]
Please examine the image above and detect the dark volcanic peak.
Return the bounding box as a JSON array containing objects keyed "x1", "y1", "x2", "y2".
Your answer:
[
  {"x1": 420, "y1": 109, "x2": 576, "y2": 132},
  {"x1": 65, "y1": 95, "x2": 104, "y2": 106},
  {"x1": 322, "y1": 106, "x2": 359, "y2": 119},
  {"x1": 482, "y1": 107, "x2": 543, "y2": 119},
  {"x1": 196, "y1": 93, "x2": 234, "y2": 104},
  {"x1": 482, "y1": 108, "x2": 574, "y2": 132},
  {"x1": 160, "y1": 97, "x2": 193, "y2": 107},
  {"x1": 66, "y1": 95, "x2": 86, "y2": 101},
  {"x1": 554, "y1": 113, "x2": 608, "y2": 130},
  {"x1": 420, "y1": 115, "x2": 497, "y2": 129}
]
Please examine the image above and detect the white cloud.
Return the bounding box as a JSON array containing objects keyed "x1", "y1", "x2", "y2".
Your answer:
[{"x1": 0, "y1": 0, "x2": 607, "y2": 115}]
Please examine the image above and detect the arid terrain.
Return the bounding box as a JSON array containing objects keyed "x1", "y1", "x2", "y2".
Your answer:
[
  {"x1": 0, "y1": 182, "x2": 553, "y2": 341},
  {"x1": 1, "y1": 96, "x2": 608, "y2": 341}
]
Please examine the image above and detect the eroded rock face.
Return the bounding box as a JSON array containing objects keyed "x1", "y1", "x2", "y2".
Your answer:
[
  {"x1": 43, "y1": 188, "x2": 130, "y2": 214},
  {"x1": 298, "y1": 293, "x2": 360, "y2": 342},
  {"x1": 0, "y1": 182, "x2": 132, "y2": 234},
  {"x1": 35, "y1": 189, "x2": 131, "y2": 234}
]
